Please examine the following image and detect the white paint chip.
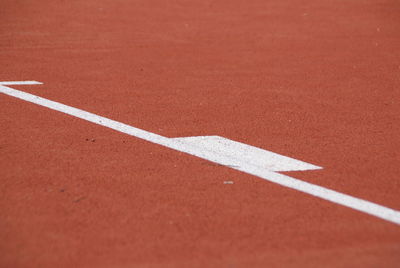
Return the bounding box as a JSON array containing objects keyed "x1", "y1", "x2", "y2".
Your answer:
[{"x1": 1, "y1": 81, "x2": 400, "y2": 226}]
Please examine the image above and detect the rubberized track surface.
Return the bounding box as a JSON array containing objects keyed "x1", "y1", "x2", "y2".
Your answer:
[{"x1": 1, "y1": 0, "x2": 400, "y2": 267}]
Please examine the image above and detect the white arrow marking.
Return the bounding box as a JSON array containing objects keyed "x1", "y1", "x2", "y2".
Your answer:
[
  {"x1": 172, "y1": 135, "x2": 321, "y2": 172},
  {"x1": 1, "y1": 81, "x2": 400, "y2": 225}
]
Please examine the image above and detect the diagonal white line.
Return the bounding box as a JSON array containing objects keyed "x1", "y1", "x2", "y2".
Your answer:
[{"x1": 1, "y1": 81, "x2": 399, "y2": 225}]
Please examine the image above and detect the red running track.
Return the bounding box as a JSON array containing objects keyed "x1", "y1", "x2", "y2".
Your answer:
[{"x1": 1, "y1": 0, "x2": 400, "y2": 267}]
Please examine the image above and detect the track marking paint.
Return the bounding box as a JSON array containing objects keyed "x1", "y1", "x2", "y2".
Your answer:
[
  {"x1": 172, "y1": 135, "x2": 321, "y2": 172},
  {"x1": 1, "y1": 81, "x2": 400, "y2": 225}
]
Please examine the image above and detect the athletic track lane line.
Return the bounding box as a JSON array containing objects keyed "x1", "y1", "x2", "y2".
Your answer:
[{"x1": 1, "y1": 81, "x2": 399, "y2": 226}]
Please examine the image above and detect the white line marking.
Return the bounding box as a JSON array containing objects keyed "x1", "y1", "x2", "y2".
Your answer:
[
  {"x1": 173, "y1": 135, "x2": 321, "y2": 172},
  {"x1": 1, "y1": 81, "x2": 400, "y2": 225},
  {"x1": 0, "y1": 81, "x2": 42, "y2": 85}
]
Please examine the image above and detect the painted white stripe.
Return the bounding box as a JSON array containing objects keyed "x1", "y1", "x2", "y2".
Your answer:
[
  {"x1": 1, "y1": 81, "x2": 400, "y2": 225},
  {"x1": 0, "y1": 81, "x2": 43, "y2": 85},
  {"x1": 172, "y1": 135, "x2": 321, "y2": 172}
]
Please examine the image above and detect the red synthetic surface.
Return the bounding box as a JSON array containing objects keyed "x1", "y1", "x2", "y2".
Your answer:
[{"x1": 1, "y1": 0, "x2": 400, "y2": 267}]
